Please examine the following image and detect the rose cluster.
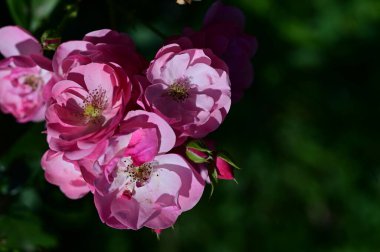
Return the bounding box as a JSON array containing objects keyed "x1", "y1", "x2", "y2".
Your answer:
[{"x1": 0, "y1": 2, "x2": 256, "y2": 232}]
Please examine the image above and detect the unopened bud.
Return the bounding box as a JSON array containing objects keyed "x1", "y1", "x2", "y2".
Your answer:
[{"x1": 41, "y1": 30, "x2": 61, "y2": 51}]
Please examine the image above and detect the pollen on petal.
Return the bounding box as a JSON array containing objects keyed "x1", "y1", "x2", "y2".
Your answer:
[
  {"x1": 167, "y1": 77, "x2": 191, "y2": 102},
  {"x1": 81, "y1": 87, "x2": 108, "y2": 123},
  {"x1": 23, "y1": 75, "x2": 43, "y2": 90}
]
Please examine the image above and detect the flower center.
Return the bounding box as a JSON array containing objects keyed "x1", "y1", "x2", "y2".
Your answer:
[
  {"x1": 83, "y1": 104, "x2": 101, "y2": 118},
  {"x1": 82, "y1": 87, "x2": 107, "y2": 122},
  {"x1": 110, "y1": 157, "x2": 158, "y2": 198},
  {"x1": 23, "y1": 75, "x2": 42, "y2": 90},
  {"x1": 125, "y1": 162, "x2": 154, "y2": 186},
  {"x1": 167, "y1": 77, "x2": 191, "y2": 102}
]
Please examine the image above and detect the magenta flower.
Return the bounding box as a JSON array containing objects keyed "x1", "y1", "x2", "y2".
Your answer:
[
  {"x1": 171, "y1": 1, "x2": 257, "y2": 102},
  {"x1": 92, "y1": 110, "x2": 205, "y2": 230},
  {"x1": 53, "y1": 29, "x2": 147, "y2": 78},
  {"x1": 0, "y1": 26, "x2": 57, "y2": 123},
  {"x1": 41, "y1": 150, "x2": 91, "y2": 199},
  {"x1": 46, "y1": 62, "x2": 131, "y2": 160},
  {"x1": 145, "y1": 43, "x2": 231, "y2": 141}
]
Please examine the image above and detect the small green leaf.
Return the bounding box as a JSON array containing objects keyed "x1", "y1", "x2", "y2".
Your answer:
[{"x1": 217, "y1": 151, "x2": 240, "y2": 170}]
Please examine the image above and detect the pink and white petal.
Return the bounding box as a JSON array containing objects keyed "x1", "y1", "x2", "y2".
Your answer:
[
  {"x1": 144, "y1": 205, "x2": 182, "y2": 229},
  {"x1": 155, "y1": 154, "x2": 205, "y2": 211},
  {"x1": 82, "y1": 63, "x2": 115, "y2": 95},
  {"x1": 162, "y1": 53, "x2": 191, "y2": 83},
  {"x1": 0, "y1": 26, "x2": 42, "y2": 57},
  {"x1": 144, "y1": 83, "x2": 167, "y2": 107},
  {"x1": 63, "y1": 146, "x2": 98, "y2": 160},
  {"x1": 105, "y1": 134, "x2": 132, "y2": 164},
  {"x1": 124, "y1": 128, "x2": 159, "y2": 165},
  {"x1": 53, "y1": 41, "x2": 91, "y2": 75},
  {"x1": 3, "y1": 55, "x2": 36, "y2": 68},
  {"x1": 41, "y1": 150, "x2": 90, "y2": 199},
  {"x1": 185, "y1": 63, "x2": 220, "y2": 88},
  {"x1": 112, "y1": 160, "x2": 183, "y2": 229},
  {"x1": 30, "y1": 54, "x2": 54, "y2": 72},
  {"x1": 110, "y1": 197, "x2": 142, "y2": 230},
  {"x1": 195, "y1": 94, "x2": 215, "y2": 112},
  {"x1": 124, "y1": 110, "x2": 176, "y2": 153},
  {"x1": 51, "y1": 80, "x2": 85, "y2": 100},
  {"x1": 133, "y1": 164, "x2": 181, "y2": 209},
  {"x1": 94, "y1": 190, "x2": 130, "y2": 229},
  {"x1": 147, "y1": 52, "x2": 174, "y2": 83},
  {"x1": 186, "y1": 49, "x2": 212, "y2": 66},
  {"x1": 30, "y1": 104, "x2": 47, "y2": 122},
  {"x1": 154, "y1": 43, "x2": 182, "y2": 60}
]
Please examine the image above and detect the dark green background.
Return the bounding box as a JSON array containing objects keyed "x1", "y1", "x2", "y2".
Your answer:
[{"x1": 1, "y1": 0, "x2": 380, "y2": 251}]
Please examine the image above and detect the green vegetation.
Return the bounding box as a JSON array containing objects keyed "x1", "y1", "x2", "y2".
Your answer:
[{"x1": 0, "y1": 0, "x2": 379, "y2": 251}]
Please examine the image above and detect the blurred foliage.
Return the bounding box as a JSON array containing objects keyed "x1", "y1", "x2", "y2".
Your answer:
[
  {"x1": 1, "y1": 0, "x2": 380, "y2": 251},
  {"x1": 6, "y1": 0, "x2": 60, "y2": 32}
]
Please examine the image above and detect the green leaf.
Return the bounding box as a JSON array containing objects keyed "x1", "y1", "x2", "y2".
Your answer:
[
  {"x1": 30, "y1": 0, "x2": 60, "y2": 31},
  {"x1": 217, "y1": 151, "x2": 240, "y2": 170},
  {"x1": 6, "y1": 0, "x2": 59, "y2": 32},
  {"x1": 6, "y1": 0, "x2": 30, "y2": 28}
]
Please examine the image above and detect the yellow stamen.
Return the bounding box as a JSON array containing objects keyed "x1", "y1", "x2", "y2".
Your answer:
[
  {"x1": 24, "y1": 75, "x2": 42, "y2": 90},
  {"x1": 83, "y1": 104, "x2": 101, "y2": 119},
  {"x1": 168, "y1": 82, "x2": 189, "y2": 102}
]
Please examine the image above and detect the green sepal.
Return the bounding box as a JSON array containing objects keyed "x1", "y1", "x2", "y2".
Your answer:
[
  {"x1": 186, "y1": 140, "x2": 213, "y2": 154},
  {"x1": 208, "y1": 164, "x2": 218, "y2": 198},
  {"x1": 185, "y1": 148, "x2": 209, "y2": 164},
  {"x1": 217, "y1": 151, "x2": 240, "y2": 170},
  {"x1": 209, "y1": 181, "x2": 215, "y2": 199}
]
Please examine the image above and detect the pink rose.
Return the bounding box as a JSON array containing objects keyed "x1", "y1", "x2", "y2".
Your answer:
[
  {"x1": 46, "y1": 62, "x2": 131, "y2": 160},
  {"x1": 171, "y1": 1, "x2": 257, "y2": 102},
  {"x1": 92, "y1": 110, "x2": 205, "y2": 230},
  {"x1": 41, "y1": 150, "x2": 90, "y2": 199},
  {"x1": 53, "y1": 29, "x2": 147, "y2": 78},
  {"x1": 0, "y1": 26, "x2": 57, "y2": 123},
  {"x1": 144, "y1": 43, "x2": 231, "y2": 141}
]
